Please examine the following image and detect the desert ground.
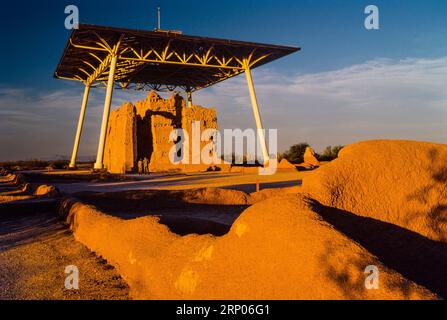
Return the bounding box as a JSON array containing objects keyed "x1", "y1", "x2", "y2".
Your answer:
[
  {"x1": 0, "y1": 167, "x2": 302, "y2": 299},
  {"x1": 1, "y1": 140, "x2": 447, "y2": 300}
]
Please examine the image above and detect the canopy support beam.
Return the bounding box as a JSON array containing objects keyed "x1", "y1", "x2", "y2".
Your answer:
[
  {"x1": 244, "y1": 62, "x2": 269, "y2": 165},
  {"x1": 69, "y1": 85, "x2": 91, "y2": 169},
  {"x1": 94, "y1": 54, "x2": 118, "y2": 170}
]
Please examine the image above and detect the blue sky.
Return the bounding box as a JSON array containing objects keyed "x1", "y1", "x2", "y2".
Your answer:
[{"x1": 0, "y1": 0, "x2": 446, "y2": 160}]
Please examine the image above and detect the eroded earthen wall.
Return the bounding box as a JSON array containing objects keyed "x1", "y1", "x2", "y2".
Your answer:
[
  {"x1": 104, "y1": 91, "x2": 219, "y2": 173},
  {"x1": 104, "y1": 102, "x2": 137, "y2": 173}
]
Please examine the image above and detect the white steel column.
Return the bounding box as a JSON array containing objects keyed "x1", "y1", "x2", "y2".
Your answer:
[
  {"x1": 245, "y1": 65, "x2": 270, "y2": 165},
  {"x1": 94, "y1": 54, "x2": 118, "y2": 170},
  {"x1": 69, "y1": 85, "x2": 90, "y2": 168}
]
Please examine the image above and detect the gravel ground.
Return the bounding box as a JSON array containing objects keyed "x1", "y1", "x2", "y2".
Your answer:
[
  {"x1": 0, "y1": 210, "x2": 130, "y2": 300},
  {"x1": 0, "y1": 172, "x2": 130, "y2": 300}
]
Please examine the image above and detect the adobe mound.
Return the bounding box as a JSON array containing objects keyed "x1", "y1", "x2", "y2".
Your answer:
[
  {"x1": 182, "y1": 188, "x2": 249, "y2": 205},
  {"x1": 60, "y1": 195, "x2": 437, "y2": 299},
  {"x1": 277, "y1": 159, "x2": 297, "y2": 171},
  {"x1": 34, "y1": 185, "x2": 59, "y2": 197},
  {"x1": 303, "y1": 146, "x2": 320, "y2": 167},
  {"x1": 303, "y1": 140, "x2": 447, "y2": 242},
  {"x1": 193, "y1": 195, "x2": 436, "y2": 300}
]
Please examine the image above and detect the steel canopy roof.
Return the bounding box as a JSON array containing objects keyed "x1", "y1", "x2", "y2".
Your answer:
[{"x1": 54, "y1": 24, "x2": 300, "y2": 92}]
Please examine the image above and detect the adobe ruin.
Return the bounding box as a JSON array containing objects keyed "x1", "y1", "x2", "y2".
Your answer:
[{"x1": 103, "y1": 91, "x2": 220, "y2": 174}]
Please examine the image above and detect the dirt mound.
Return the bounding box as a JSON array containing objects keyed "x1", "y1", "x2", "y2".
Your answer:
[
  {"x1": 182, "y1": 188, "x2": 249, "y2": 205},
  {"x1": 0, "y1": 195, "x2": 34, "y2": 203},
  {"x1": 277, "y1": 159, "x2": 296, "y2": 171},
  {"x1": 0, "y1": 174, "x2": 33, "y2": 203},
  {"x1": 1, "y1": 173, "x2": 25, "y2": 185},
  {"x1": 59, "y1": 195, "x2": 437, "y2": 299},
  {"x1": 21, "y1": 183, "x2": 31, "y2": 193},
  {"x1": 34, "y1": 185, "x2": 59, "y2": 197},
  {"x1": 304, "y1": 147, "x2": 320, "y2": 167},
  {"x1": 73, "y1": 187, "x2": 250, "y2": 208},
  {"x1": 303, "y1": 140, "x2": 447, "y2": 242},
  {"x1": 73, "y1": 186, "x2": 304, "y2": 209},
  {"x1": 248, "y1": 186, "x2": 301, "y2": 204}
]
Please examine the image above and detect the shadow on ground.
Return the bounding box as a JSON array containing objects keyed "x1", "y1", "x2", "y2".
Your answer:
[
  {"x1": 405, "y1": 148, "x2": 447, "y2": 242},
  {"x1": 223, "y1": 180, "x2": 301, "y2": 193},
  {"x1": 0, "y1": 201, "x2": 67, "y2": 253},
  {"x1": 309, "y1": 199, "x2": 447, "y2": 299},
  {"x1": 73, "y1": 190, "x2": 250, "y2": 236}
]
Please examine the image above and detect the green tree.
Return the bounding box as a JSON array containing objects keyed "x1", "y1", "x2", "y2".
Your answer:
[
  {"x1": 281, "y1": 143, "x2": 309, "y2": 164},
  {"x1": 319, "y1": 145, "x2": 344, "y2": 161}
]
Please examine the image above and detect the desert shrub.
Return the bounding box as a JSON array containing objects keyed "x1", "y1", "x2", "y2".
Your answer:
[
  {"x1": 281, "y1": 143, "x2": 309, "y2": 164},
  {"x1": 0, "y1": 159, "x2": 69, "y2": 170},
  {"x1": 222, "y1": 153, "x2": 259, "y2": 165},
  {"x1": 318, "y1": 145, "x2": 344, "y2": 161},
  {"x1": 49, "y1": 160, "x2": 69, "y2": 169},
  {"x1": 0, "y1": 159, "x2": 46, "y2": 170},
  {"x1": 277, "y1": 153, "x2": 285, "y2": 162}
]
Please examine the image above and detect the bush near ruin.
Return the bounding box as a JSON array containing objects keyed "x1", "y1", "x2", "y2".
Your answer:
[
  {"x1": 318, "y1": 145, "x2": 344, "y2": 161},
  {"x1": 0, "y1": 160, "x2": 68, "y2": 171},
  {"x1": 279, "y1": 143, "x2": 309, "y2": 164}
]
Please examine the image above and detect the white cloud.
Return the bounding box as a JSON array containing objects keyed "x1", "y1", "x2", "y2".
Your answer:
[
  {"x1": 195, "y1": 57, "x2": 447, "y2": 152},
  {"x1": 0, "y1": 85, "x2": 148, "y2": 161},
  {"x1": 0, "y1": 57, "x2": 446, "y2": 161}
]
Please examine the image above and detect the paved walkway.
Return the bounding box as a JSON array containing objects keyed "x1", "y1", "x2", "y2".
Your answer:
[{"x1": 54, "y1": 171, "x2": 303, "y2": 194}]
